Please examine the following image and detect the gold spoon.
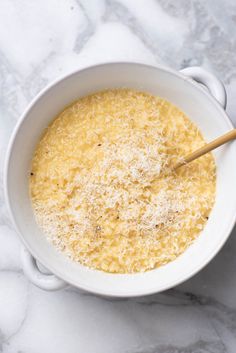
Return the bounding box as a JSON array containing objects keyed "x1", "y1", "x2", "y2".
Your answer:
[{"x1": 174, "y1": 129, "x2": 236, "y2": 170}]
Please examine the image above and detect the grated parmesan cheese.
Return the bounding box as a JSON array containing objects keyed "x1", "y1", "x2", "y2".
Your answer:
[{"x1": 30, "y1": 89, "x2": 216, "y2": 273}]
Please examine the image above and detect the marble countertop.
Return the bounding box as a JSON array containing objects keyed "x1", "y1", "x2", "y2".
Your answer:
[{"x1": 1, "y1": 0, "x2": 236, "y2": 352}]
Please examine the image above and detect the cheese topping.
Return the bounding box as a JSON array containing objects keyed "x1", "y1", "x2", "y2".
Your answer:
[{"x1": 30, "y1": 89, "x2": 216, "y2": 273}]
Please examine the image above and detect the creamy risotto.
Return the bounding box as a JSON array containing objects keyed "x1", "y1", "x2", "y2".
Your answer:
[{"x1": 30, "y1": 89, "x2": 216, "y2": 273}]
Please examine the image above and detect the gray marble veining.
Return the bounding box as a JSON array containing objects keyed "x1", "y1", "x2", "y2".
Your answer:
[{"x1": 1, "y1": 0, "x2": 236, "y2": 352}]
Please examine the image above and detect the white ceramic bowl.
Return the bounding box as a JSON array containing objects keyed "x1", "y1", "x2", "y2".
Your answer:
[{"x1": 4, "y1": 63, "x2": 236, "y2": 297}]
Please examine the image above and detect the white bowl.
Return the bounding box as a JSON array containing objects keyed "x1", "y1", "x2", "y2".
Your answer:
[{"x1": 4, "y1": 63, "x2": 236, "y2": 297}]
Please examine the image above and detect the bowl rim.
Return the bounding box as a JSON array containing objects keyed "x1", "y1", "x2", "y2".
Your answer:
[{"x1": 4, "y1": 61, "x2": 236, "y2": 297}]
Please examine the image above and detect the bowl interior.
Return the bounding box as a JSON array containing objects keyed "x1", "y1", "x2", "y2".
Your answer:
[{"x1": 5, "y1": 63, "x2": 236, "y2": 296}]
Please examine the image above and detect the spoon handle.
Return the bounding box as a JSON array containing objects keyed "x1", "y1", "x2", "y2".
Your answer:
[{"x1": 174, "y1": 129, "x2": 236, "y2": 170}]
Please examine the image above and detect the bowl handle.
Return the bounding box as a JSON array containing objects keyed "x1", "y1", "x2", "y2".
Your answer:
[
  {"x1": 180, "y1": 66, "x2": 227, "y2": 109},
  {"x1": 21, "y1": 247, "x2": 67, "y2": 291}
]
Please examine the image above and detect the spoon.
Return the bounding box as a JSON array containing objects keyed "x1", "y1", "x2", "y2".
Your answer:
[{"x1": 174, "y1": 129, "x2": 236, "y2": 170}]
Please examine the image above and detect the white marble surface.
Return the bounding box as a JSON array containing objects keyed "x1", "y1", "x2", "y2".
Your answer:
[{"x1": 1, "y1": 0, "x2": 236, "y2": 352}]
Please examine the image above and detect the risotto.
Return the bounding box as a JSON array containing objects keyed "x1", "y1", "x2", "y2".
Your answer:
[{"x1": 30, "y1": 89, "x2": 216, "y2": 273}]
